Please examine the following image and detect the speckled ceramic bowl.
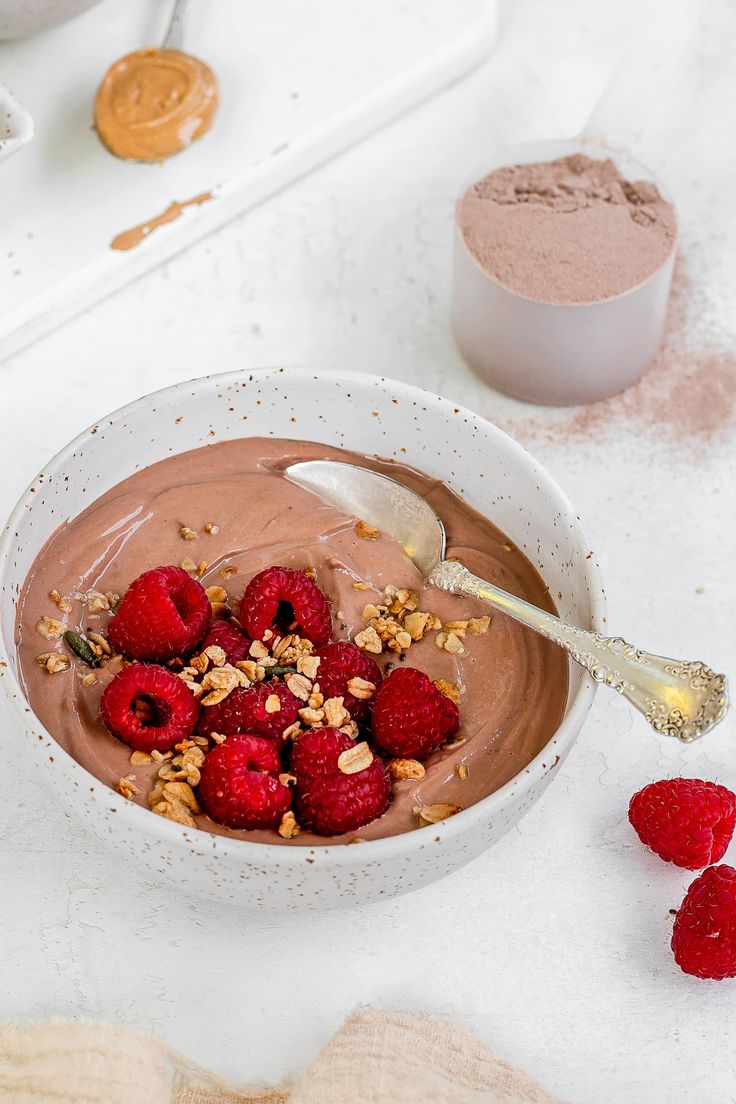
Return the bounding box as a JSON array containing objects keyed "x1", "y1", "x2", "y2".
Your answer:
[
  {"x1": 0, "y1": 368, "x2": 605, "y2": 910},
  {"x1": 0, "y1": 0, "x2": 102, "y2": 39}
]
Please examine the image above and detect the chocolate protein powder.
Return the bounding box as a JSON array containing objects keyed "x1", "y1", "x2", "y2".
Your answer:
[{"x1": 458, "y1": 154, "x2": 677, "y2": 305}]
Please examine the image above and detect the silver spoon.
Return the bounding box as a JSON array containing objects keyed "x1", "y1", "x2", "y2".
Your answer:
[
  {"x1": 162, "y1": 0, "x2": 189, "y2": 50},
  {"x1": 286, "y1": 460, "x2": 727, "y2": 742}
]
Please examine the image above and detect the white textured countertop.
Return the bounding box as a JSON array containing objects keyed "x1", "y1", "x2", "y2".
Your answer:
[{"x1": 0, "y1": 2, "x2": 734, "y2": 1101}]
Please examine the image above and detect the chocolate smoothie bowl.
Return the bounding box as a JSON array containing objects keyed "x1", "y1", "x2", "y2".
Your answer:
[{"x1": 0, "y1": 369, "x2": 604, "y2": 909}]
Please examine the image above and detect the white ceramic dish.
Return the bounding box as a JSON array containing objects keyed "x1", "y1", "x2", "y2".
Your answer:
[
  {"x1": 0, "y1": 369, "x2": 605, "y2": 910},
  {"x1": 0, "y1": 0, "x2": 102, "y2": 39},
  {"x1": 0, "y1": 77, "x2": 32, "y2": 161}
]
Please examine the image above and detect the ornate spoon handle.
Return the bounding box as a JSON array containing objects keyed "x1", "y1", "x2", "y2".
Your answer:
[{"x1": 430, "y1": 560, "x2": 728, "y2": 743}]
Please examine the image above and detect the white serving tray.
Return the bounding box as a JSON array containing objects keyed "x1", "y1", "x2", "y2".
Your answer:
[{"x1": 0, "y1": 0, "x2": 497, "y2": 361}]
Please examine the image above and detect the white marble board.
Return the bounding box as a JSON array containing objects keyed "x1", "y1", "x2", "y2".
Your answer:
[{"x1": 0, "y1": 0, "x2": 497, "y2": 359}]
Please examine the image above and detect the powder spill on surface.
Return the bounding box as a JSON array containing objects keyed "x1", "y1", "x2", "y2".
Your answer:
[
  {"x1": 457, "y1": 154, "x2": 676, "y2": 305},
  {"x1": 496, "y1": 259, "x2": 736, "y2": 448}
]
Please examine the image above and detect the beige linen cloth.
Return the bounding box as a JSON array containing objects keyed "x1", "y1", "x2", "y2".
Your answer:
[{"x1": 0, "y1": 1008, "x2": 562, "y2": 1104}]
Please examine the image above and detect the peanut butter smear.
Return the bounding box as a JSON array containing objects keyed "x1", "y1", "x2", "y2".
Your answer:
[
  {"x1": 16, "y1": 438, "x2": 569, "y2": 846},
  {"x1": 95, "y1": 47, "x2": 218, "y2": 162},
  {"x1": 110, "y1": 191, "x2": 213, "y2": 251}
]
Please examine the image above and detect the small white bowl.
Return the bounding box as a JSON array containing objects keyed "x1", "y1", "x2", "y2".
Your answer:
[
  {"x1": 0, "y1": 79, "x2": 33, "y2": 162},
  {"x1": 0, "y1": 0, "x2": 102, "y2": 39},
  {"x1": 0, "y1": 369, "x2": 605, "y2": 910}
]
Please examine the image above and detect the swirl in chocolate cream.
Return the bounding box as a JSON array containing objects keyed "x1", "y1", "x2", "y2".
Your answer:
[
  {"x1": 95, "y1": 48, "x2": 218, "y2": 162},
  {"x1": 16, "y1": 439, "x2": 568, "y2": 845}
]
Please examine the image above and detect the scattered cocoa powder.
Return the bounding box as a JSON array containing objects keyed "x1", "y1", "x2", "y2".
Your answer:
[
  {"x1": 497, "y1": 259, "x2": 736, "y2": 446},
  {"x1": 458, "y1": 154, "x2": 676, "y2": 305}
]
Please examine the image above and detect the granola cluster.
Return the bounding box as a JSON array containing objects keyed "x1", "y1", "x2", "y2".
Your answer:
[
  {"x1": 354, "y1": 584, "x2": 490, "y2": 658},
  {"x1": 116, "y1": 739, "x2": 213, "y2": 827},
  {"x1": 35, "y1": 587, "x2": 123, "y2": 681},
  {"x1": 175, "y1": 628, "x2": 371, "y2": 749},
  {"x1": 146, "y1": 739, "x2": 209, "y2": 827},
  {"x1": 34, "y1": 548, "x2": 486, "y2": 840}
]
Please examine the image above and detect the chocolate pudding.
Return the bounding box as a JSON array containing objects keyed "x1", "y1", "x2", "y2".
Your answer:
[{"x1": 16, "y1": 438, "x2": 568, "y2": 845}]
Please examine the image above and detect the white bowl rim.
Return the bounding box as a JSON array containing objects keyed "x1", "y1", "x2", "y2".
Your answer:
[{"x1": 0, "y1": 366, "x2": 606, "y2": 868}]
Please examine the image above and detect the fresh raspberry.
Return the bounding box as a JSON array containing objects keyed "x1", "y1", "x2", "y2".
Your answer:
[
  {"x1": 292, "y1": 726, "x2": 390, "y2": 836},
  {"x1": 197, "y1": 680, "x2": 300, "y2": 741},
  {"x1": 672, "y1": 865, "x2": 736, "y2": 979},
  {"x1": 316, "y1": 640, "x2": 383, "y2": 721},
  {"x1": 371, "y1": 667, "x2": 460, "y2": 759},
  {"x1": 198, "y1": 734, "x2": 292, "y2": 830},
  {"x1": 100, "y1": 663, "x2": 200, "y2": 752},
  {"x1": 108, "y1": 565, "x2": 211, "y2": 662},
  {"x1": 628, "y1": 778, "x2": 736, "y2": 869},
  {"x1": 199, "y1": 618, "x2": 252, "y2": 665},
  {"x1": 241, "y1": 566, "x2": 331, "y2": 645}
]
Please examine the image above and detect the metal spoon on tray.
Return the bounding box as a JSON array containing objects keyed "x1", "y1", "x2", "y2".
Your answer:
[{"x1": 286, "y1": 460, "x2": 727, "y2": 743}]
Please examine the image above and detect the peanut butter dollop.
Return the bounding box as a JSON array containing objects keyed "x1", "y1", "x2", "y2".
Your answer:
[{"x1": 95, "y1": 47, "x2": 218, "y2": 162}]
